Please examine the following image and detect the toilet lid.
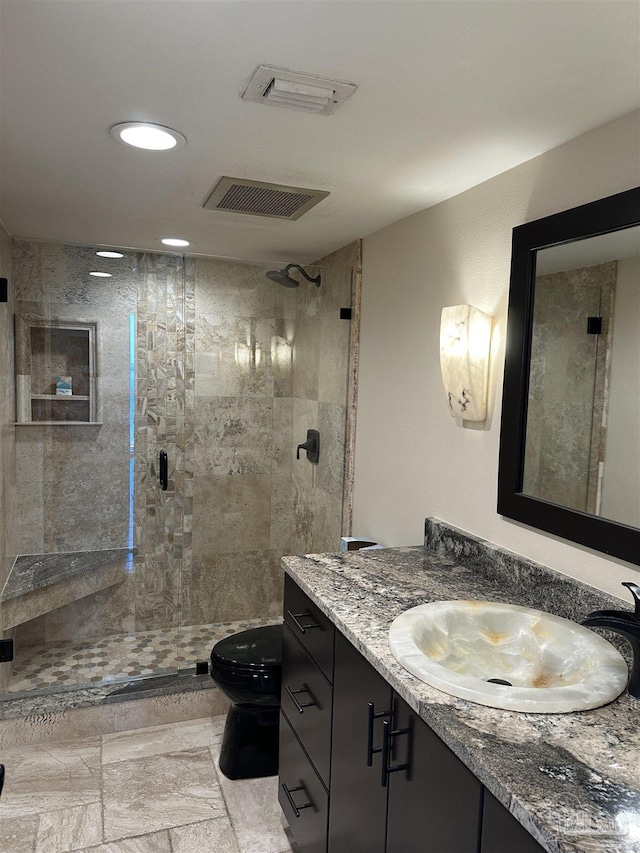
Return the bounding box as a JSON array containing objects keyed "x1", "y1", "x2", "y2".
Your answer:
[{"x1": 210, "y1": 624, "x2": 282, "y2": 673}]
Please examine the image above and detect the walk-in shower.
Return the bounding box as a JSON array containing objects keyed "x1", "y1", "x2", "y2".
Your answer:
[{"x1": 0, "y1": 241, "x2": 354, "y2": 702}]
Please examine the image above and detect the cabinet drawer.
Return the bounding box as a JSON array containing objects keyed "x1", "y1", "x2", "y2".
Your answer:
[
  {"x1": 284, "y1": 575, "x2": 335, "y2": 682},
  {"x1": 279, "y1": 711, "x2": 329, "y2": 853},
  {"x1": 282, "y1": 624, "x2": 333, "y2": 786}
]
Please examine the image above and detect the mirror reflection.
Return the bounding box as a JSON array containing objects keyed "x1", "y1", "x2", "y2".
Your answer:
[{"x1": 523, "y1": 225, "x2": 640, "y2": 526}]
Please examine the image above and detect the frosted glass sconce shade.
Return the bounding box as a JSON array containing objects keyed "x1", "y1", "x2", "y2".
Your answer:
[{"x1": 440, "y1": 304, "x2": 492, "y2": 421}]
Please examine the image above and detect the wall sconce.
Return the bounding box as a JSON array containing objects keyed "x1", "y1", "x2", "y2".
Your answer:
[{"x1": 439, "y1": 304, "x2": 492, "y2": 421}]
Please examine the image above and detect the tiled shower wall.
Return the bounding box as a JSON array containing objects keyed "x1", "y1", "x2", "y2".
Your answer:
[
  {"x1": 181, "y1": 258, "x2": 294, "y2": 627},
  {"x1": 134, "y1": 253, "x2": 194, "y2": 632},
  {"x1": 10, "y1": 242, "x2": 137, "y2": 646},
  {"x1": 0, "y1": 223, "x2": 16, "y2": 693},
  {"x1": 524, "y1": 261, "x2": 615, "y2": 513},
  {"x1": 286, "y1": 244, "x2": 359, "y2": 555},
  {"x1": 12, "y1": 242, "x2": 135, "y2": 554},
  {"x1": 7, "y1": 240, "x2": 358, "y2": 653}
]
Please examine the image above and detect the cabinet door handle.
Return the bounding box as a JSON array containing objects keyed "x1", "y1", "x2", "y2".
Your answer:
[
  {"x1": 159, "y1": 450, "x2": 168, "y2": 491},
  {"x1": 380, "y1": 719, "x2": 411, "y2": 787},
  {"x1": 285, "y1": 684, "x2": 319, "y2": 714},
  {"x1": 367, "y1": 701, "x2": 391, "y2": 766},
  {"x1": 287, "y1": 609, "x2": 321, "y2": 634},
  {"x1": 282, "y1": 782, "x2": 313, "y2": 818}
]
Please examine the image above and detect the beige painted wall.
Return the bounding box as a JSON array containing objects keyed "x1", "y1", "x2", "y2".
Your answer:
[{"x1": 353, "y1": 110, "x2": 640, "y2": 600}]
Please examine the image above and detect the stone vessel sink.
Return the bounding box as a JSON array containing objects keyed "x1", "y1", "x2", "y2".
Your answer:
[{"x1": 389, "y1": 600, "x2": 628, "y2": 713}]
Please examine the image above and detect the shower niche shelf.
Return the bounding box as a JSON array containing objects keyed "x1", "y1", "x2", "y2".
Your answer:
[{"x1": 15, "y1": 315, "x2": 100, "y2": 425}]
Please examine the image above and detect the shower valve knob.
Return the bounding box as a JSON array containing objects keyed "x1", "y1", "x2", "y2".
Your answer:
[{"x1": 296, "y1": 429, "x2": 320, "y2": 464}]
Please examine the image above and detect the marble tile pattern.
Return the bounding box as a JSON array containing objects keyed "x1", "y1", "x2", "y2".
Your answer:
[
  {"x1": 283, "y1": 524, "x2": 640, "y2": 853},
  {"x1": 12, "y1": 241, "x2": 136, "y2": 555},
  {"x1": 285, "y1": 260, "x2": 353, "y2": 556},
  {"x1": 134, "y1": 252, "x2": 194, "y2": 632},
  {"x1": 5, "y1": 239, "x2": 357, "y2": 703},
  {"x1": 2, "y1": 561, "x2": 128, "y2": 632},
  {"x1": 6, "y1": 616, "x2": 279, "y2": 694},
  {"x1": 0, "y1": 715, "x2": 293, "y2": 853},
  {"x1": 311, "y1": 240, "x2": 361, "y2": 538},
  {"x1": 182, "y1": 256, "x2": 283, "y2": 628},
  {"x1": 183, "y1": 253, "x2": 352, "y2": 628},
  {"x1": 525, "y1": 262, "x2": 616, "y2": 514}
]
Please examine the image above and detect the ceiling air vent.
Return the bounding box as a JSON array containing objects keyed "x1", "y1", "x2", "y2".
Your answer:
[
  {"x1": 242, "y1": 65, "x2": 357, "y2": 115},
  {"x1": 203, "y1": 177, "x2": 329, "y2": 221}
]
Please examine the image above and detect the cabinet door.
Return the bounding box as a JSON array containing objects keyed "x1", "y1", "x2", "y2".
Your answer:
[
  {"x1": 328, "y1": 631, "x2": 392, "y2": 853},
  {"x1": 481, "y1": 790, "x2": 546, "y2": 853},
  {"x1": 386, "y1": 695, "x2": 483, "y2": 853}
]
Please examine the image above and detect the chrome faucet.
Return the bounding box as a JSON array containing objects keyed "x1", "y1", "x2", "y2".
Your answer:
[{"x1": 582, "y1": 582, "x2": 640, "y2": 699}]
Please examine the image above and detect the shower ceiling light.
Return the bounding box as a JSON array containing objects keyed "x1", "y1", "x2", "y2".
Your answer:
[
  {"x1": 96, "y1": 251, "x2": 124, "y2": 258},
  {"x1": 160, "y1": 238, "x2": 191, "y2": 247},
  {"x1": 89, "y1": 271, "x2": 112, "y2": 278},
  {"x1": 110, "y1": 122, "x2": 186, "y2": 151}
]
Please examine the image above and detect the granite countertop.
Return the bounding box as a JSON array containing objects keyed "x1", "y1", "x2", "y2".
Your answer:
[
  {"x1": 283, "y1": 543, "x2": 640, "y2": 853},
  {"x1": 2, "y1": 548, "x2": 133, "y2": 601}
]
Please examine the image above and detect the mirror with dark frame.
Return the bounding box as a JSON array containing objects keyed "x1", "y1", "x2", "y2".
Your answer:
[{"x1": 498, "y1": 187, "x2": 640, "y2": 566}]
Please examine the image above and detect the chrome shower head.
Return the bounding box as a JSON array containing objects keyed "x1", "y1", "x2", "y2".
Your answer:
[{"x1": 265, "y1": 263, "x2": 321, "y2": 288}]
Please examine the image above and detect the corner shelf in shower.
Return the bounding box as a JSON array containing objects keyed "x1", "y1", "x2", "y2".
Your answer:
[
  {"x1": 14, "y1": 314, "x2": 100, "y2": 424},
  {"x1": 1, "y1": 548, "x2": 133, "y2": 630}
]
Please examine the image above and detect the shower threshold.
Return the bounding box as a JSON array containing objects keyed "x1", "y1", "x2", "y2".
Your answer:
[{"x1": 5, "y1": 617, "x2": 280, "y2": 697}]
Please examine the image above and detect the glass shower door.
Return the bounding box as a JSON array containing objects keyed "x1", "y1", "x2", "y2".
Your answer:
[
  {"x1": 1, "y1": 242, "x2": 187, "y2": 700},
  {"x1": 4, "y1": 242, "x2": 145, "y2": 696},
  {"x1": 133, "y1": 251, "x2": 189, "y2": 678}
]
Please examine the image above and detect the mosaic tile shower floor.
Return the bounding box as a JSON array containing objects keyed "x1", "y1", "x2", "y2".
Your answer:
[{"x1": 6, "y1": 618, "x2": 280, "y2": 694}]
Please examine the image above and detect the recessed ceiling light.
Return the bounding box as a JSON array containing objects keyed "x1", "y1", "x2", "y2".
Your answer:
[
  {"x1": 160, "y1": 238, "x2": 191, "y2": 247},
  {"x1": 89, "y1": 271, "x2": 112, "y2": 278},
  {"x1": 110, "y1": 122, "x2": 186, "y2": 151},
  {"x1": 96, "y1": 251, "x2": 124, "y2": 258}
]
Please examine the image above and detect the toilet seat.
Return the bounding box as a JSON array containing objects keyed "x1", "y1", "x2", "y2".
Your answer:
[{"x1": 210, "y1": 624, "x2": 282, "y2": 675}]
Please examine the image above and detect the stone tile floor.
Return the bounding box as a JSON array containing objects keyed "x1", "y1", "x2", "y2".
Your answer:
[
  {"x1": 7, "y1": 618, "x2": 279, "y2": 694},
  {"x1": 0, "y1": 714, "x2": 294, "y2": 853}
]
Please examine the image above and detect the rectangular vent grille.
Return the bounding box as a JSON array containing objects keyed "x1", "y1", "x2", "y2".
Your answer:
[
  {"x1": 219, "y1": 184, "x2": 313, "y2": 218},
  {"x1": 242, "y1": 65, "x2": 357, "y2": 116},
  {"x1": 204, "y1": 177, "x2": 329, "y2": 220}
]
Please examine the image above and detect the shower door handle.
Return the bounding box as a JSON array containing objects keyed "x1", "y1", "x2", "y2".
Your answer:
[{"x1": 159, "y1": 450, "x2": 168, "y2": 491}]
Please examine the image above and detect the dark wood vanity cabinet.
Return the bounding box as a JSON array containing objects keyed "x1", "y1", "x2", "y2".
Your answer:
[
  {"x1": 329, "y1": 630, "x2": 392, "y2": 853},
  {"x1": 279, "y1": 578, "x2": 546, "y2": 853},
  {"x1": 278, "y1": 577, "x2": 334, "y2": 851},
  {"x1": 328, "y1": 631, "x2": 483, "y2": 853},
  {"x1": 386, "y1": 693, "x2": 483, "y2": 853},
  {"x1": 481, "y1": 791, "x2": 546, "y2": 853}
]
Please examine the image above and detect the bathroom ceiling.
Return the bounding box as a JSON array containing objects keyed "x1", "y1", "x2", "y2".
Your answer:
[{"x1": 0, "y1": 0, "x2": 638, "y2": 263}]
